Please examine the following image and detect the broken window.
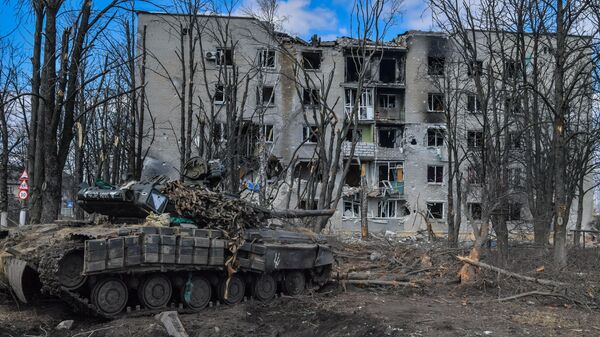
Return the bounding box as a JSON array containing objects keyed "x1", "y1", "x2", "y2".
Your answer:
[
  {"x1": 378, "y1": 94, "x2": 396, "y2": 108},
  {"x1": 508, "y1": 203, "x2": 521, "y2": 221},
  {"x1": 302, "y1": 88, "x2": 320, "y2": 106},
  {"x1": 428, "y1": 93, "x2": 444, "y2": 112},
  {"x1": 259, "y1": 49, "x2": 275, "y2": 68},
  {"x1": 427, "y1": 128, "x2": 444, "y2": 147},
  {"x1": 345, "y1": 88, "x2": 373, "y2": 120},
  {"x1": 346, "y1": 56, "x2": 365, "y2": 82},
  {"x1": 378, "y1": 128, "x2": 398, "y2": 148},
  {"x1": 379, "y1": 59, "x2": 397, "y2": 83},
  {"x1": 467, "y1": 130, "x2": 483, "y2": 148},
  {"x1": 468, "y1": 60, "x2": 483, "y2": 77},
  {"x1": 293, "y1": 161, "x2": 321, "y2": 181},
  {"x1": 467, "y1": 94, "x2": 480, "y2": 113},
  {"x1": 378, "y1": 200, "x2": 398, "y2": 218},
  {"x1": 344, "y1": 163, "x2": 361, "y2": 187},
  {"x1": 378, "y1": 162, "x2": 404, "y2": 194},
  {"x1": 427, "y1": 202, "x2": 444, "y2": 219},
  {"x1": 468, "y1": 203, "x2": 482, "y2": 220},
  {"x1": 217, "y1": 48, "x2": 233, "y2": 66},
  {"x1": 302, "y1": 51, "x2": 321, "y2": 70},
  {"x1": 303, "y1": 125, "x2": 319, "y2": 143},
  {"x1": 345, "y1": 127, "x2": 363, "y2": 142},
  {"x1": 467, "y1": 165, "x2": 482, "y2": 185},
  {"x1": 212, "y1": 122, "x2": 227, "y2": 143},
  {"x1": 262, "y1": 124, "x2": 274, "y2": 143},
  {"x1": 504, "y1": 60, "x2": 520, "y2": 79},
  {"x1": 257, "y1": 86, "x2": 275, "y2": 106},
  {"x1": 428, "y1": 56, "x2": 445, "y2": 76},
  {"x1": 427, "y1": 165, "x2": 443, "y2": 184},
  {"x1": 343, "y1": 195, "x2": 360, "y2": 217},
  {"x1": 214, "y1": 85, "x2": 226, "y2": 104}
]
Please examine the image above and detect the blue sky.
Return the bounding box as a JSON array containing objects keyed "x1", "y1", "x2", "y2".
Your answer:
[{"x1": 0, "y1": 0, "x2": 433, "y2": 53}]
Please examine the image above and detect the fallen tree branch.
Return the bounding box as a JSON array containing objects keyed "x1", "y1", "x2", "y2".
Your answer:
[
  {"x1": 456, "y1": 256, "x2": 569, "y2": 287},
  {"x1": 496, "y1": 291, "x2": 570, "y2": 302},
  {"x1": 341, "y1": 279, "x2": 420, "y2": 287}
]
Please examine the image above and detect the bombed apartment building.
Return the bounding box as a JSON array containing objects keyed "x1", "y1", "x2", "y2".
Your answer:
[{"x1": 138, "y1": 12, "x2": 594, "y2": 236}]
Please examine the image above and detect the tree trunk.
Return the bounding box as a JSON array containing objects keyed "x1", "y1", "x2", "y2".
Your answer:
[
  {"x1": 447, "y1": 147, "x2": 455, "y2": 246},
  {"x1": 38, "y1": 4, "x2": 59, "y2": 223},
  {"x1": 553, "y1": 0, "x2": 568, "y2": 268},
  {"x1": 360, "y1": 163, "x2": 368, "y2": 239},
  {"x1": 0, "y1": 106, "x2": 8, "y2": 216},
  {"x1": 574, "y1": 179, "x2": 585, "y2": 247}
]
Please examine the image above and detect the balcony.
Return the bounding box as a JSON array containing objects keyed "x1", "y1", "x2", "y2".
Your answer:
[
  {"x1": 376, "y1": 107, "x2": 405, "y2": 122},
  {"x1": 342, "y1": 141, "x2": 404, "y2": 160}
]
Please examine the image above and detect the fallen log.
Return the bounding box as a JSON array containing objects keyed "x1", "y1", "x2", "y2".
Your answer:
[
  {"x1": 336, "y1": 269, "x2": 432, "y2": 282},
  {"x1": 456, "y1": 256, "x2": 569, "y2": 287},
  {"x1": 341, "y1": 279, "x2": 420, "y2": 287}
]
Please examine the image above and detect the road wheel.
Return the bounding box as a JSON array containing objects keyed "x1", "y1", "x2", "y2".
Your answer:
[
  {"x1": 218, "y1": 275, "x2": 244, "y2": 305},
  {"x1": 253, "y1": 273, "x2": 276, "y2": 301},
  {"x1": 283, "y1": 271, "x2": 305, "y2": 296},
  {"x1": 91, "y1": 277, "x2": 128, "y2": 316},
  {"x1": 138, "y1": 274, "x2": 172, "y2": 309},
  {"x1": 181, "y1": 275, "x2": 211, "y2": 311}
]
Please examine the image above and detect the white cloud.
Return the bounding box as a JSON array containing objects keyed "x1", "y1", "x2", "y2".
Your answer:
[
  {"x1": 402, "y1": 0, "x2": 434, "y2": 31},
  {"x1": 239, "y1": 0, "x2": 340, "y2": 38}
]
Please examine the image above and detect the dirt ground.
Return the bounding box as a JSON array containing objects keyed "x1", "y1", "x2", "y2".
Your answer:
[
  {"x1": 3, "y1": 235, "x2": 600, "y2": 337},
  {"x1": 2, "y1": 285, "x2": 600, "y2": 337}
]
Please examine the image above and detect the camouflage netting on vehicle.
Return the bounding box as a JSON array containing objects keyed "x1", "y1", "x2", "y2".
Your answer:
[{"x1": 161, "y1": 181, "x2": 266, "y2": 273}]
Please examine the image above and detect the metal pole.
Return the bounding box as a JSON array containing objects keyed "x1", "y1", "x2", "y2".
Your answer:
[
  {"x1": 19, "y1": 200, "x2": 27, "y2": 226},
  {"x1": 0, "y1": 211, "x2": 7, "y2": 227}
]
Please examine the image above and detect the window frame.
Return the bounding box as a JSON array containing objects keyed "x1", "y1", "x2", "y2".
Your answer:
[
  {"x1": 467, "y1": 60, "x2": 483, "y2": 77},
  {"x1": 257, "y1": 86, "x2": 275, "y2": 106},
  {"x1": 467, "y1": 130, "x2": 484, "y2": 149},
  {"x1": 343, "y1": 195, "x2": 361, "y2": 218},
  {"x1": 427, "y1": 56, "x2": 445, "y2": 76},
  {"x1": 426, "y1": 202, "x2": 444, "y2": 219},
  {"x1": 427, "y1": 93, "x2": 445, "y2": 112},
  {"x1": 467, "y1": 94, "x2": 481, "y2": 113},
  {"x1": 259, "y1": 48, "x2": 276, "y2": 69},
  {"x1": 468, "y1": 202, "x2": 482, "y2": 220},
  {"x1": 216, "y1": 48, "x2": 233, "y2": 66},
  {"x1": 302, "y1": 88, "x2": 320, "y2": 107},
  {"x1": 378, "y1": 93, "x2": 396, "y2": 108},
  {"x1": 427, "y1": 128, "x2": 445, "y2": 147},
  {"x1": 377, "y1": 199, "x2": 399, "y2": 218},
  {"x1": 427, "y1": 165, "x2": 444, "y2": 184},
  {"x1": 302, "y1": 51, "x2": 322, "y2": 70},
  {"x1": 303, "y1": 125, "x2": 319, "y2": 143},
  {"x1": 214, "y1": 85, "x2": 226, "y2": 105}
]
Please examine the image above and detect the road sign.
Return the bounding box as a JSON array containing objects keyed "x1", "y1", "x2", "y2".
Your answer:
[
  {"x1": 18, "y1": 190, "x2": 28, "y2": 200},
  {"x1": 19, "y1": 180, "x2": 29, "y2": 191},
  {"x1": 19, "y1": 170, "x2": 29, "y2": 181}
]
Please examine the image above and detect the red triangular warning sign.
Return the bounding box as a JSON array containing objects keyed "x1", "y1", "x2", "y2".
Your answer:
[
  {"x1": 19, "y1": 180, "x2": 29, "y2": 190},
  {"x1": 19, "y1": 170, "x2": 29, "y2": 180}
]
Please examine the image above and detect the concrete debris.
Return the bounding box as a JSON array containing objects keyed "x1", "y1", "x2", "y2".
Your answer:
[
  {"x1": 155, "y1": 311, "x2": 189, "y2": 337},
  {"x1": 369, "y1": 251, "x2": 382, "y2": 261},
  {"x1": 56, "y1": 320, "x2": 74, "y2": 330}
]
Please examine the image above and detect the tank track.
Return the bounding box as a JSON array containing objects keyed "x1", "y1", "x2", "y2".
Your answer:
[{"x1": 32, "y1": 241, "x2": 330, "y2": 319}]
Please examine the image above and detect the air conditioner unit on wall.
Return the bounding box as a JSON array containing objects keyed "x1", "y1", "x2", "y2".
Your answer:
[{"x1": 205, "y1": 51, "x2": 217, "y2": 60}]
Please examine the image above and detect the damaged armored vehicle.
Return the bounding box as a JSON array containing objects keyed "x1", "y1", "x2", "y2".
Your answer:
[{"x1": 0, "y1": 158, "x2": 334, "y2": 317}]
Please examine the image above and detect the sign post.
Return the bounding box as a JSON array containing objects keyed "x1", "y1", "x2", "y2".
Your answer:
[{"x1": 18, "y1": 169, "x2": 29, "y2": 227}]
